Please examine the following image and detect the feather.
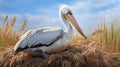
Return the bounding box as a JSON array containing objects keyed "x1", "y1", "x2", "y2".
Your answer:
[{"x1": 13, "y1": 27, "x2": 64, "y2": 53}]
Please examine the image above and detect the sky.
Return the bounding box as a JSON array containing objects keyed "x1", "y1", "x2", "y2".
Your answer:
[{"x1": 0, "y1": 0, "x2": 120, "y2": 35}]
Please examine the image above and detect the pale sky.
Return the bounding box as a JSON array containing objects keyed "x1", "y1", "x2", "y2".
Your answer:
[{"x1": 0, "y1": 0, "x2": 120, "y2": 35}]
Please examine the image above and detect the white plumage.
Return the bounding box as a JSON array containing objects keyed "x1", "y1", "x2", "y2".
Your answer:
[{"x1": 13, "y1": 4, "x2": 87, "y2": 54}]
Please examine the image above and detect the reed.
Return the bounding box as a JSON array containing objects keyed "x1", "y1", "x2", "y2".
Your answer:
[
  {"x1": 0, "y1": 15, "x2": 27, "y2": 48},
  {"x1": 91, "y1": 18, "x2": 120, "y2": 51}
]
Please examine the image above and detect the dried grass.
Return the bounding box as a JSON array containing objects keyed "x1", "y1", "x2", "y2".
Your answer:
[
  {"x1": 91, "y1": 18, "x2": 120, "y2": 51},
  {"x1": 0, "y1": 41, "x2": 120, "y2": 67},
  {"x1": 0, "y1": 15, "x2": 26, "y2": 48}
]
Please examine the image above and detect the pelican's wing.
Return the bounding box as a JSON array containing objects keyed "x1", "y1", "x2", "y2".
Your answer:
[{"x1": 13, "y1": 27, "x2": 64, "y2": 52}]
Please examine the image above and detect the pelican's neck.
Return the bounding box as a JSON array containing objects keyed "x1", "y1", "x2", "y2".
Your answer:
[{"x1": 59, "y1": 12, "x2": 73, "y2": 33}]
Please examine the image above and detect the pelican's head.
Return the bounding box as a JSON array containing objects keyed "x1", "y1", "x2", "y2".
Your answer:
[
  {"x1": 59, "y1": 5, "x2": 72, "y2": 15},
  {"x1": 59, "y1": 5, "x2": 87, "y2": 39}
]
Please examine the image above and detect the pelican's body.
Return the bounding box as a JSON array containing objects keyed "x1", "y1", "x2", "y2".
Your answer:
[
  {"x1": 13, "y1": 5, "x2": 87, "y2": 54},
  {"x1": 14, "y1": 27, "x2": 72, "y2": 53}
]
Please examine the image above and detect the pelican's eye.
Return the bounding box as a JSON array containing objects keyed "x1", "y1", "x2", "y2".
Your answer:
[{"x1": 67, "y1": 11, "x2": 72, "y2": 15}]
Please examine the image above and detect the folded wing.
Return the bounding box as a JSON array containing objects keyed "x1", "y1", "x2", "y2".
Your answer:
[{"x1": 13, "y1": 27, "x2": 64, "y2": 53}]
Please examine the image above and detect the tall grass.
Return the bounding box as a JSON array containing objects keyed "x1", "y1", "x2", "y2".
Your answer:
[
  {"x1": 0, "y1": 15, "x2": 26, "y2": 48},
  {"x1": 92, "y1": 18, "x2": 120, "y2": 51}
]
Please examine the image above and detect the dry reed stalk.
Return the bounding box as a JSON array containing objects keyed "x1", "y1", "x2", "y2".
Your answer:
[
  {"x1": 9, "y1": 16, "x2": 16, "y2": 29},
  {"x1": 3, "y1": 15, "x2": 8, "y2": 23},
  {"x1": 20, "y1": 20, "x2": 27, "y2": 31}
]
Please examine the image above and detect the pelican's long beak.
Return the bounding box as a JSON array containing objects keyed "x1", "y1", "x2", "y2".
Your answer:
[{"x1": 64, "y1": 14, "x2": 87, "y2": 39}]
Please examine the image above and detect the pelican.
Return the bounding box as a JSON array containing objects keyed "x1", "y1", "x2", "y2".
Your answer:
[{"x1": 13, "y1": 5, "x2": 87, "y2": 56}]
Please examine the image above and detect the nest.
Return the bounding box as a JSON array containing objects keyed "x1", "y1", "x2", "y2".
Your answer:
[{"x1": 0, "y1": 41, "x2": 120, "y2": 67}]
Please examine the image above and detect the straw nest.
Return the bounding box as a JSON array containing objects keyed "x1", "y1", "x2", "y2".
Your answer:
[{"x1": 0, "y1": 41, "x2": 120, "y2": 67}]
